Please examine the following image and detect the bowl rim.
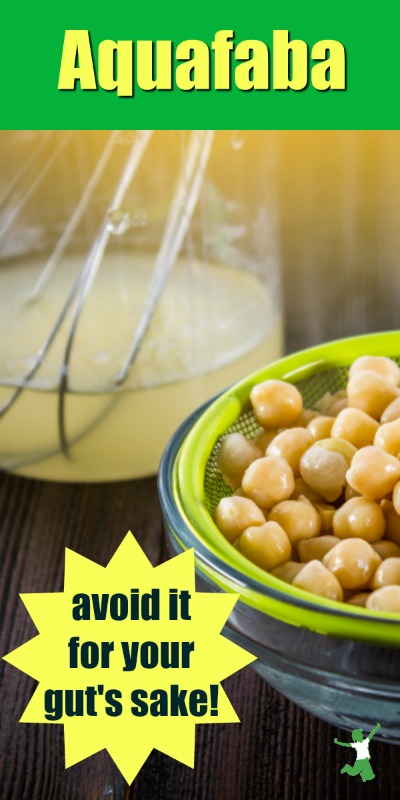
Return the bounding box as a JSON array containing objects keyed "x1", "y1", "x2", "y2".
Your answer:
[{"x1": 159, "y1": 331, "x2": 400, "y2": 645}]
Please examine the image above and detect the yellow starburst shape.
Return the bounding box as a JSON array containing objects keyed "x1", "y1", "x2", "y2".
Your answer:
[{"x1": 3, "y1": 532, "x2": 256, "y2": 784}]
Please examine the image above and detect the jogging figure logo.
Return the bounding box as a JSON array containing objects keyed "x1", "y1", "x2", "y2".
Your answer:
[{"x1": 334, "y1": 723, "x2": 381, "y2": 782}]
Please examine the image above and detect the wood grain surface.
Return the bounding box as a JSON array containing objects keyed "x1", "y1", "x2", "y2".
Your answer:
[{"x1": 1, "y1": 472, "x2": 399, "y2": 800}]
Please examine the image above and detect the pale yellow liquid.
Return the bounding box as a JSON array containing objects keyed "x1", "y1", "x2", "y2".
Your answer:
[{"x1": 0, "y1": 253, "x2": 282, "y2": 481}]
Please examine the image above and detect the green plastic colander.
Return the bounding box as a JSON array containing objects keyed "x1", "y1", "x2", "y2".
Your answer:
[{"x1": 174, "y1": 331, "x2": 400, "y2": 646}]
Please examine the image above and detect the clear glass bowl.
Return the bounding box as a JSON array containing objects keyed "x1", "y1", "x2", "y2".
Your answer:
[{"x1": 158, "y1": 332, "x2": 400, "y2": 742}]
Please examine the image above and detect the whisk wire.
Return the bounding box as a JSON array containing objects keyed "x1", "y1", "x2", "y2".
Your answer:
[
  {"x1": 0, "y1": 131, "x2": 53, "y2": 213},
  {"x1": 115, "y1": 129, "x2": 215, "y2": 386},
  {"x1": 30, "y1": 130, "x2": 121, "y2": 300},
  {"x1": 57, "y1": 130, "x2": 153, "y2": 455},
  {"x1": 0, "y1": 132, "x2": 71, "y2": 243}
]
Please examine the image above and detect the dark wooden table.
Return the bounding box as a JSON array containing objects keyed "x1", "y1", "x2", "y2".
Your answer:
[{"x1": 1, "y1": 471, "x2": 400, "y2": 800}]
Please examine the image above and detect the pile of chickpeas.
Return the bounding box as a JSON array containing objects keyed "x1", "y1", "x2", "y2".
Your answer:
[{"x1": 214, "y1": 355, "x2": 400, "y2": 613}]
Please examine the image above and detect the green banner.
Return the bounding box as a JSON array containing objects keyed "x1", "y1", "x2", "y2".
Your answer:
[{"x1": 1, "y1": 0, "x2": 398, "y2": 129}]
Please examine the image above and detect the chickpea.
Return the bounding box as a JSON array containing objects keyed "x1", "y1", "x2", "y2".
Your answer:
[
  {"x1": 217, "y1": 433, "x2": 262, "y2": 489},
  {"x1": 366, "y1": 586, "x2": 400, "y2": 613},
  {"x1": 250, "y1": 379, "x2": 303, "y2": 428},
  {"x1": 297, "y1": 494, "x2": 314, "y2": 508},
  {"x1": 266, "y1": 428, "x2": 314, "y2": 476},
  {"x1": 290, "y1": 477, "x2": 325, "y2": 504},
  {"x1": 314, "y1": 503, "x2": 336, "y2": 531},
  {"x1": 270, "y1": 561, "x2": 304, "y2": 583},
  {"x1": 330, "y1": 398, "x2": 348, "y2": 416},
  {"x1": 323, "y1": 538, "x2": 381, "y2": 589},
  {"x1": 249, "y1": 429, "x2": 278, "y2": 452},
  {"x1": 381, "y1": 396, "x2": 400, "y2": 424},
  {"x1": 238, "y1": 521, "x2": 291, "y2": 571},
  {"x1": 346, "y1": 446, "x2": 400, "y2": 500},
  {"x1": 298, "y1": 535, "x2": 340, "y2": 563},
  {"x1": 307, "y1": 415, "x2": 335, "y2": 441},
  {"x1": 347, "y1": 370, "x2": 398, "y2": 420},
  {"x1": 292, "y1": 560, "x2": 343, "y2": 602},
  {"x1": 313, "y1": 392, "x2": 333, "y2": 415},
  {"x1": 372, "y1": 540, "x2": 400, "y2": 559},
  {"x1": 370, "y1": 558, "x2": 400, "y2": 590},
  {"x1": 314, "y1": 437, "x2": 356, "y2": 466},
  {"x1": 393, "y1": 481, "x2": 400, "y2": 515},
  {"x1": 242, "y1": 456, "x2": 295, "y2": 510},
  {"x1": 332, "y1": 497, "x2": 385, "y2": 543},
  {"x1": 214, "y1": 496, "x2": 266, "y2": 543},
  {"x1": 349, "y1": 355, "x2": 400, "y2": 386},
  {"x1": 348, "y1": 592, "x2": 370, "y2": 607},
  {"x1": 333, "y1": 389, "x2": 347, "y2": 402},
  {"x1": 268, "y1": 499, "x2": 321, "y2": 546},
  {"x1": 299, "y1": 446, "x2": 347, "y2": 502},
  {"x1": 315, "y1": 390, "x2": 347, "y2": 416},
  {"x1": 374, "y1": 419, "x2": 400, "y2": 457},
  {"x1": 383, "y1": 501, "x2": 400, "y2": 546},
  {"x1": 289, "y1": 408, "x2": 319, "y2": 428},
  {"x1": 331, "y1": 408, "x2": 379, "y2": 449}
]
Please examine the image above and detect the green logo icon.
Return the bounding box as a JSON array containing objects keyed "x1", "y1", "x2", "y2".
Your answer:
[{"x1": 334, "y1": 723, "x2": 381, "y2": 782}]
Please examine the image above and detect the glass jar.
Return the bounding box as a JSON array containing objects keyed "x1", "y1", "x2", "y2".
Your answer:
[{"x1": 0, "y1": 130, "x2": 283, "y2": 481}]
